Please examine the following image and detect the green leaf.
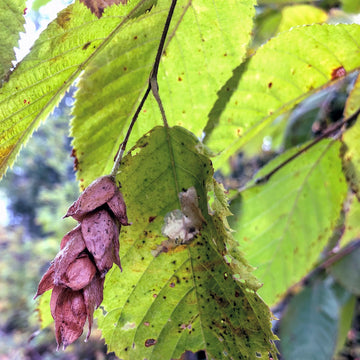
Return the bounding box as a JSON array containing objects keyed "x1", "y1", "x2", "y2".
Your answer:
[
  {"x1": 341, "y1": 195, "x2": 360, "y2": 247},
  {"x1": 229, "y1": 139, "x2": 348, "y2": 305},
  {"x1": 96, "y1": 126, "x2": 277, "y2": 360},
  {"x1": 342, "y1": 117, "x2": 360, "y2": 199},
  {"x1": 279, "y1": 277, "x2": 347, "y2": 360},
  {"x1": 330, "y1": 244, "x2": 360, "y2": 295},
  {"x1": 37, "y1": 290, "x2": 53, "y2": 329},
  {"x1": 32, "y1": 0, "x2": 54, "y2": 11},
  {"x1": 334, "y1": 292, "x2": 356, "y2": 356},
  {"x1": 72, "y1": 0, "x2": 256, "y2": 186},
  {"x1": 344, "y1": 73, "x2": 360, "y2": 117},
  {"x1": 277, "y1": 5, "x2": 327, "y2": 33},
  {"x1": 342, "y1": 0, "x2": 360, "y2": 13},
  {"x1": 0, "y1": 0, "x2": 26, "y2": 80},
  {"x1": 0, "y1": 0, "x2": 156, "y2": 178},
  {"x1": 204, "y1": 24, "x2": 360, "y2": 168}
]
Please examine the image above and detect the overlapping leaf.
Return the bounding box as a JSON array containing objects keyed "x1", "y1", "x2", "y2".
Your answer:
[
  {"x1": 0, "y1": 0, "x2": 157, "y2": 178},
  {"x1": 204, "y1": 24, "x2": 360, "y2": 168},
  {"x1": 0, "y1": 0, "x2": 26, "y2": 80},
  {"x1": 72, "y1": 0, "x2": 256, "y2": 186},
  {"x1": 279, "y1": 278, "x2": 351, "y2": 360},
  {"x1": 96, "y1": 126, "x2": 277, "y2": 360},
  {"x1": 229, "y1": 139, "x2": 348, "y2": 305}
]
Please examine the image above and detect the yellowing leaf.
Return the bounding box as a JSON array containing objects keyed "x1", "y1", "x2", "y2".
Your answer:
[
  {"x1": 72, "y1": 0, "x2": 256, "y2": 186},
  {"x1": 0, "y1": 0, "x2": 156, "y2": 178},
  {"x1": 96, "y1": 126, "x2": 277, "y2": 360},
  {"x1": 230, "y1": 139, "x2": 347, "y2": 305},
  {"x1": 205, "y1": 24, "x2": 360, "y2": 168},
  {"x1": 0, "y1": 0, "x2": 25, "y2": 80}
]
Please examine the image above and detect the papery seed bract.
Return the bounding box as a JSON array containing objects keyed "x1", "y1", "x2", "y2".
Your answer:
[
  {"x1": 64, "y1": 176, "x2": 117, "y2": 221},
  {"x1": 83, "y1": 273, "x2": 105, "y2": 340},
  {"x1": 81, "y1": 209, "x2": 118, "y2": 274},
  {"x1": 60, "y1": 225, "x2": 82, "y2": 250},
  {"x1": 34, "y1": 264, "x2": 55, "y2": 298},
  {"x1": 59, "y1": 254, "x2": 97, "y2": 291},
  {"x1": 54, "y1": 227, "x2": 86, "y2": 285},
  {"x1": 107, "y1": 190, "x2": 129, "y2": 226},
  {"x1": 53, "y1": 288, "x2": 87, "y2": 349}
]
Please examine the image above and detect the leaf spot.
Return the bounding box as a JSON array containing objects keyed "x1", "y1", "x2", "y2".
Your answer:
[
  {"x1": 145, "y1": 338, "x2": 157, "y2": 347},
  {"x1": 82, "y1": 42, "x2": 91, "y2": 50},
  {"x1": 331, "y1": 66, "x2": 346, "y2": 80}
]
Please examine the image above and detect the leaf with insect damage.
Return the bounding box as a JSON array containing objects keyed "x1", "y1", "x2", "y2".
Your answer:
[
  {"x1": 0, "y1": 0, "x2": 157, "y2": 179},
  {"x1": 72, "y1": 0, "x2": 256, "y2": 187},
  {"x1": 96, "y1": 126, "x2": 277, "y2": 360}
]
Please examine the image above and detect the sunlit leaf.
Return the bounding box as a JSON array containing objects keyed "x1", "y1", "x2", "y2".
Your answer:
[
  {"x1": 229, "y1": 139, "x2": 347, "y2": 305},
  {"x1": 342, "y1": 118, "x2": 360, "y2": 199},
  {"x1": 0, "y1": 0, "x2": 154, "y2": 178},
  {"x1": 341, "y1": 194, "x2": 360, "y2": 247},
  {"x1": 72, "y1": 0, "x2": 256, "y2": 187},
  {"x1": 277, "y1": 5, "x2": 327, "y2": 33},
  {"x1": 37, "y1": 289, "x2": 53, "y2": 329},
  {"x1": 204, "y1": 24, "x2": 360, "y2": 168},
  {"x1": 0, "y1": 0, "x2": 26, "y2": 80},
  {"x1": 96, "y1": 126, "x2": 277, "y2": 360}
]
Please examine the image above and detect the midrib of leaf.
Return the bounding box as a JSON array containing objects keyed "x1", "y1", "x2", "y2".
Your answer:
[
  {"x1": 97, "y1": 126, "x2": 277, "y2": 360},
  {"x1": 0, "y1": 0, "x2": 156, "y2": 177},
  {"x1": 230, "y1": 139, "x2": 348, "y2": 305}
]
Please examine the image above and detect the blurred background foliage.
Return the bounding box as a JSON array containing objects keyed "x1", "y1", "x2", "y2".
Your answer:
[{"x1": 0, "y1": 0, "x2": 360, "y2": 359}]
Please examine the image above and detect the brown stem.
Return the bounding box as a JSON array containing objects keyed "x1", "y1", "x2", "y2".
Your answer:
[
  {"x1": 255, "y1": 107, "x2": 360, "y2": 185},
  {"x1": 111, "y1": 0, "x2": 178, "y2": 176}
]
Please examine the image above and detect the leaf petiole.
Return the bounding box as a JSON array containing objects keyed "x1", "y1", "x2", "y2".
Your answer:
[
  {"x1": 111, "y1": 0, "x2": 177, "y2": 177},
  {"x1": 254, "y1": 107, "x2": 360, "y2": 185}
]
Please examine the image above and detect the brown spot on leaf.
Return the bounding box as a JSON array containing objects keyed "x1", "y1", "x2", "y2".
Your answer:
[
  {"x1": 268, "y1": 82, "x2": 273, "y2": 89},
  {"x1": 178, "y1": 76, "x2": 182, "y2": 82},
  {"x1": 71, "y1": 148, "x2": 79, "y2": 171},
  {"x1": 148, "y1": 216, "x2": 156, "y2": 223},
  {"x1": 331, "y1": 66, "x2": 346, "y2": 80},
  {"x1": 82, "y1": 42, "x2": 91, "y2": 50},
  {"x1": 145, "y1": 338, "x2": 157, "y2": 347}
]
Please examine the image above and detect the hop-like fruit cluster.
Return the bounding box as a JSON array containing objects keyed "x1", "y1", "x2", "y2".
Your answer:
[{"x1": 34, "y1": 175, "x2": 129, "y2": 349}]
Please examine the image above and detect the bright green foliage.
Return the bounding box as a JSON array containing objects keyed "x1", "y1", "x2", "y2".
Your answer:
[
  {"x1": 0, "y1": 0, "x2": 157, "y2": 178},
  {"x1": 205, "y1": 24, "x2": 360, "y2": 168},
  {"x1": 277, "y1": 5, "x2": 327, "y2": 33},
  {"x1": 229, "y1": 140, "x2": 348, "y2": 305},
  {"x1": 345, "y1": 73, "x2": 360, "y2": 117},
  {"x1": 0, "y1": 0, "x2": 25, "y2": 80},
  {"x1": 341, "y1": 195, "x2": 360, "y2": 247},
  {"x1": 32, "y1": 0, "x2": 54, "y2": 11},
  {"x1": 97, "y1": 126, "x2": 277, "y2": 360},
  {"x1": 72, "y1": 0, "x2": 255, "y2": 187},
  {"x1": 279, "y1": 277, "x2": 353, "y2": 360},
  {"x1": 1, "y1": 1, "x2": 360, "y2": 359}
]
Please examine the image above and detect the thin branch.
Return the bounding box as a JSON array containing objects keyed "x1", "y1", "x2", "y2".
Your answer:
[
  {"x1": 255, "y1": 107, "x2": 360, "y2": 185},
  {"x1": 111, "y1": 0, "x2": 178, "y2": 177},
  {"x1": 149, "y1": 0, "x2": 177, "y2": 127}
]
